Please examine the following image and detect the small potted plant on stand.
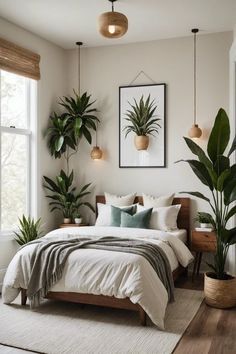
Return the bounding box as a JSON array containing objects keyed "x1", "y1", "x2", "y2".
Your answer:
[
  {"x1": 73, "y1": 212, "x2": 83, "y2": 224},
  {"x1": 177, "y1": 108, "x2": 236, "y2": 309},
  {"x1": 195, "y1": 212, "x2": 213, "y2": 229},
  {"x1": 123, "y1": 94, "x2": 161, "y2": 151}
]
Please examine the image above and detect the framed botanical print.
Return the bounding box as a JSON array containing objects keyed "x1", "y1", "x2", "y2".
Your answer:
[{"x1": 119, "y1": 83, "x2": 166, "y2": 168}]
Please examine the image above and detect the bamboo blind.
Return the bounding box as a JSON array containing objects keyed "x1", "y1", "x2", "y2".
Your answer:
[{"x1": 0, "y1": 37, "x2": 40, "y2": 80}]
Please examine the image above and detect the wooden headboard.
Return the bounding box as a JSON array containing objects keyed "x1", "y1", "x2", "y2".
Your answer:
[{"x1": 96, "y1": 196, "x2": 190, "y2": 246}]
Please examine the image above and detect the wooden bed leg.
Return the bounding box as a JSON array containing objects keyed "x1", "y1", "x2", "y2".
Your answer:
[
  {"x1": 139, "y1": 307, "x2": 146, "y2": 326},
  {"x1": 21, "y1": 289, "x2": 27, "y2": 305}
]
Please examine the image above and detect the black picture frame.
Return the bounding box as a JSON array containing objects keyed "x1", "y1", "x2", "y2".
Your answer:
[{"x1": 119, "y1": 83, "x2": 166, "y2": 168}]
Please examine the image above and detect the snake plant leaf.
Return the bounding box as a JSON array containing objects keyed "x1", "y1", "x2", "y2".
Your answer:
[
  {"x1": 207, "y1": 108, "x2": 230, "y2": 164},
  {"x1": 180, "y1": 191, "x2": 211, "y2": 203},
  {"x1": 228, "y1": 136, "x2": 236, "y2": 157},
  {"x1": 178, "y1": 159, "x2": 214, "y2": 190}
]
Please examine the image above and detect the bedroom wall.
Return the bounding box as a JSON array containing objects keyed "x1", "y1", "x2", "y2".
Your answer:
[
  {"x1": 0, "y1": 17, "x2": 67, "y2": 289},
  {"x1": 66, "y1": 31, "x2": 233, "y2": 271}
]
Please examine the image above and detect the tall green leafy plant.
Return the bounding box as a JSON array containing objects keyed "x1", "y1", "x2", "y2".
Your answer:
[
  {"x1": 123, "y1": 94, "x2": 161, "y2": 138},
  {"x1": 43, "y1": 170, "x2": 95, "y2": 219},
  {"x1": 177, "y1": 108, "x2": 236, "y2": 279},
  {"x1": 46, "y1": 91, "x2": 99, "y2": 174}
]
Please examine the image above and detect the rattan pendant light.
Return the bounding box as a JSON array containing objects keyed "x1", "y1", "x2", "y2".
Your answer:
[
  {"x1": 188, "y1": 28, "x2": 202, "y2": 139},
  {"x1": 98, "y1": 0, "x2": 128, "y2": 39}
]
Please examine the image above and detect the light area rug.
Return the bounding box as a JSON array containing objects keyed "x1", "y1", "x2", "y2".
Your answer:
[{"x1": 0, "y1": 289, "x2": 203, "y2": 354}]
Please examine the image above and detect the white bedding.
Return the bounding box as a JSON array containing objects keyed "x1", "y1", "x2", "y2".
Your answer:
[{"x1": 2, "y1": 226, "x2": 193, "y2": 329}]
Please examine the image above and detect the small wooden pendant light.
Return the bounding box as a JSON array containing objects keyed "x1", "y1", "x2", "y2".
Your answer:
[
  {"x1": 188, "y1": 28, "x2": 202, "y2": 138},
  {"x1": 98, "y1": 0, "x2": 128, "y2": 39}
]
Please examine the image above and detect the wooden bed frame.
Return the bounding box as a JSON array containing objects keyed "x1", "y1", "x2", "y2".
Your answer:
[{"x1": 21, "y1": 196, "x2": 190, "y2": 326}]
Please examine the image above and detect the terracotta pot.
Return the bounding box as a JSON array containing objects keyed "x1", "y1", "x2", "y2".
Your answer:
[
  {"x1": 204, "y1": 272, "x2": 236, "y2": 308},
  {"x1": 63, "y1": 218, "x2": 71, "y2": 224},
  {"x1": 134, "y1": 135, "x2": 149, "y2": 150}
]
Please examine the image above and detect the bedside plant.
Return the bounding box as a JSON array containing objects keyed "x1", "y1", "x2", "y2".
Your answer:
[
  {"x1": 43, "y1": 169, "x2": 95, "y2": 224},
  {"x1": 14, "y1": 215, "x2": 43, "y2": 246},
  {"x1": 177, "y1": 108, "x2": 236, "y2": 308},
  {"x1": 123, "y1": 94, "x2": 161, "y2": 151},
  {"x1": 194, "y1": 212, "x2": 214, "y2": 228}
]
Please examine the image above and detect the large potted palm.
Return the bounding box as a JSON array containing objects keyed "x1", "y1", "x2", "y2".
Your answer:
[
  {"x1": 123, "y1": 94, "x2": 161, "y2": 151},
  {"x1": 178, "y1": 108, "x2": 236, "y2": 308}
]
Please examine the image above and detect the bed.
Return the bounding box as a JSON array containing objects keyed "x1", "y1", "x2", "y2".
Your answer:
[{"x1": 2, "y1": 196, "x2": 193, "y2": 329}]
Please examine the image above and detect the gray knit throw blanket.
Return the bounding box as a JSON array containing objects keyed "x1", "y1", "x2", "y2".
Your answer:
[{"x1": 21, "y1": 237, "x2": 174, "y2": 308}]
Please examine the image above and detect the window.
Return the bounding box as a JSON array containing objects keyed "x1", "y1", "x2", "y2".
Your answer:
[{"x1": 0, "y1": 70, "x2": 36, "y2": 231}]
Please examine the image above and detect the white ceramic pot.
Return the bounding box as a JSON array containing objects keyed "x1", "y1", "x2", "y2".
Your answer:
[
  {"x1": 74, "y1": 218, "x2": 82, "y2": 224},
  {"x1": 200, "y1": 223, "x2": 212, "y2": 228},
  {"x1": 63, "y1": 218, "x2": 71, "y2": 224}
]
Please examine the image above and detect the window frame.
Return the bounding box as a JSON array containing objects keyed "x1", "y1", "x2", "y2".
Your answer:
[{"x1": 0, "y1": 70, "x2": 37, "y2": 235}]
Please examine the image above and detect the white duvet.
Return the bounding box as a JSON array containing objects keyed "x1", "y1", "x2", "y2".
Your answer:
[{"x1": 2, "y1": 226, "x2": 193, "y2": 329}]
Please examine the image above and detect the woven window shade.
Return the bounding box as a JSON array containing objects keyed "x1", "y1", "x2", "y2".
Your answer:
[{"x1": 0, "y1": 37, "x2": 40, "y2": 80}]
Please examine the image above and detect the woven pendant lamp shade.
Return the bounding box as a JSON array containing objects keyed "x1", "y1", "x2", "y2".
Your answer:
[
  {"x1": 91, "y1": 146, "x2": 103, "y2": 160},
  {"x1": 98, "y1": 0, "x2": 128, "y2": 39},
  {"x1": 98, "y1": 12, "x2": 128, "y2": 38},
  {"x1": 188, "y1": 124, "x2": 202, "y2": 138}
]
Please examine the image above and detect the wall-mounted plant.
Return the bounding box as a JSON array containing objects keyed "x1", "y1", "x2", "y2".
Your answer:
[
  {"x1": 43, "y1": 170, "x2": 95, "y2": 224},
  {"x1": 123, "y1": 94, "x2": 161, "y2": 151},
  {"x1": 46, "y1": 91, "x2": 99, "y2": 174}
]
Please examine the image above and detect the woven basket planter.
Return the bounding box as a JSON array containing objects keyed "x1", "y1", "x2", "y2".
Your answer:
[
  {"x1": 204, "y1": 272, "x2": 236, "y2": 308},
  {"x1": 134, "y1": 135, "x2": 149, "y2": 151}
]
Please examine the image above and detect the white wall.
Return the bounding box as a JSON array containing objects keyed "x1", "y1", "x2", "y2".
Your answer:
[
  {"x1": 67, "y1": 31, "x2": 234, "y2": 271},
  {"x1": 0, "y1": 17, "x2": 67, "y2": 288}
]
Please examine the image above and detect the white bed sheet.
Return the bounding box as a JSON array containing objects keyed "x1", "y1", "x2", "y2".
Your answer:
[
  {"x1": 168, "y1": 229, "x2": 187, "y2": 243},
  {"x1": 2, "y1": 226, "x2": 193, "y2": 329}
]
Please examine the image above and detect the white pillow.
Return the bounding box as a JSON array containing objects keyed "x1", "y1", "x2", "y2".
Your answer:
[
  {"x1": 137, "y1": 204, "x2": 181, "y2": 231},
  {"x1": 105, "y1": 192, "x2": 136, "y2": 206},
  {"x1": 95, "y1": 203, "x2": 137, "y2": 226},
  {"x1": 142, "y1": 193, "x2": 174, "y2": 208}
]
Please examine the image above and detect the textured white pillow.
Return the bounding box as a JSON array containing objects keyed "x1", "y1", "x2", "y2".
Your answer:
[
  {"x1": 105, "y1": 192, "x2": 136, "y2": 206},
  {"x1": 137, "y1": 204, "x2": 181, "y2": 231},
  {"x1": 142, "y1": 193, "x2": 174, "y2": 208},
  {"x1": 96, "y1": 203, "x2": 137, "y2": 226}
]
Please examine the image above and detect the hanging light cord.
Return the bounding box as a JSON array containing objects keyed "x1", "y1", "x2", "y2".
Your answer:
[
  {"x1": 192, "y1": 29, "x2": 198, "y2": 126},
  {"x1": 76, "y1": 41, "x2": 83, "y2": 95}
]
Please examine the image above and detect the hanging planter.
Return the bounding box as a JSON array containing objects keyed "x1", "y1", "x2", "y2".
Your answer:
[{"x1": 134, "y1": 135, "x2": 149, "y2": 151}]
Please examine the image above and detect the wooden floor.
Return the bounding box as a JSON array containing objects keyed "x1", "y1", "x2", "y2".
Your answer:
[
  {"x1": 1, "y1": 274, "x2": 235, "y2": 354},
  {"x1": 174, "y1": 274, "x2": 236, "y2": 354}
]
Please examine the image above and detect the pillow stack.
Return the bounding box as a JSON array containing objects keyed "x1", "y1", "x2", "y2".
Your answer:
[
  {"x1": 139, "y1": 193, "x2": 180, "y2": 231},
  {"x1": 95, "y1": 192, "x2": 181, "y2": 231}
]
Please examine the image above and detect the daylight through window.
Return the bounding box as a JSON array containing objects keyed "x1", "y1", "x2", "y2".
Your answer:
[{"x1": 0, "y1": 70, "x2": 36, "y2": 231}]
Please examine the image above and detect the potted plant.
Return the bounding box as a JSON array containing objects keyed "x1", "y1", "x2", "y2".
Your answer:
[
  {"x1": 14, "y1": 215, "x2": 43, "y2": 245},
  {"x1": 177, "y1": 108, "x2": 236, "y2": 308},
  {"x1": 43, "y1": 169, "x2": 95, "y2": 224},
  {"x1": 195, "y1": 212, "x2": 213, "y2": 228},
  {"x1": 123, "y1": 94, "x2": 161, "y2": 151},
  {"x1": 46, "y1": 91, "x2": 99, "y2": 174},
  {"x1": 73, "y1": 212, "x2": 83, "y2": 224}
]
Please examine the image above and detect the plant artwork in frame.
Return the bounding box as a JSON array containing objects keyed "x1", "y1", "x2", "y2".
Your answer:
[{"x1": 119, "y1": 84, "x2": 166, "y2": 168}]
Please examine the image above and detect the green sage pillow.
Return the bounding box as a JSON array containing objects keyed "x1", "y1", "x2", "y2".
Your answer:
[
  {"x1": 120, "y1": 208, "x2": 153, "y2": 229},
  {"x1": 110, "y1": 205, "x2": 137, "y2": 227}
]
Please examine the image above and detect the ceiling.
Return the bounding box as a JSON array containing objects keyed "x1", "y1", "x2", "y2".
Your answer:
[{"x1": 0, "y1": 0, "x2": 235, "y2": 49}]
